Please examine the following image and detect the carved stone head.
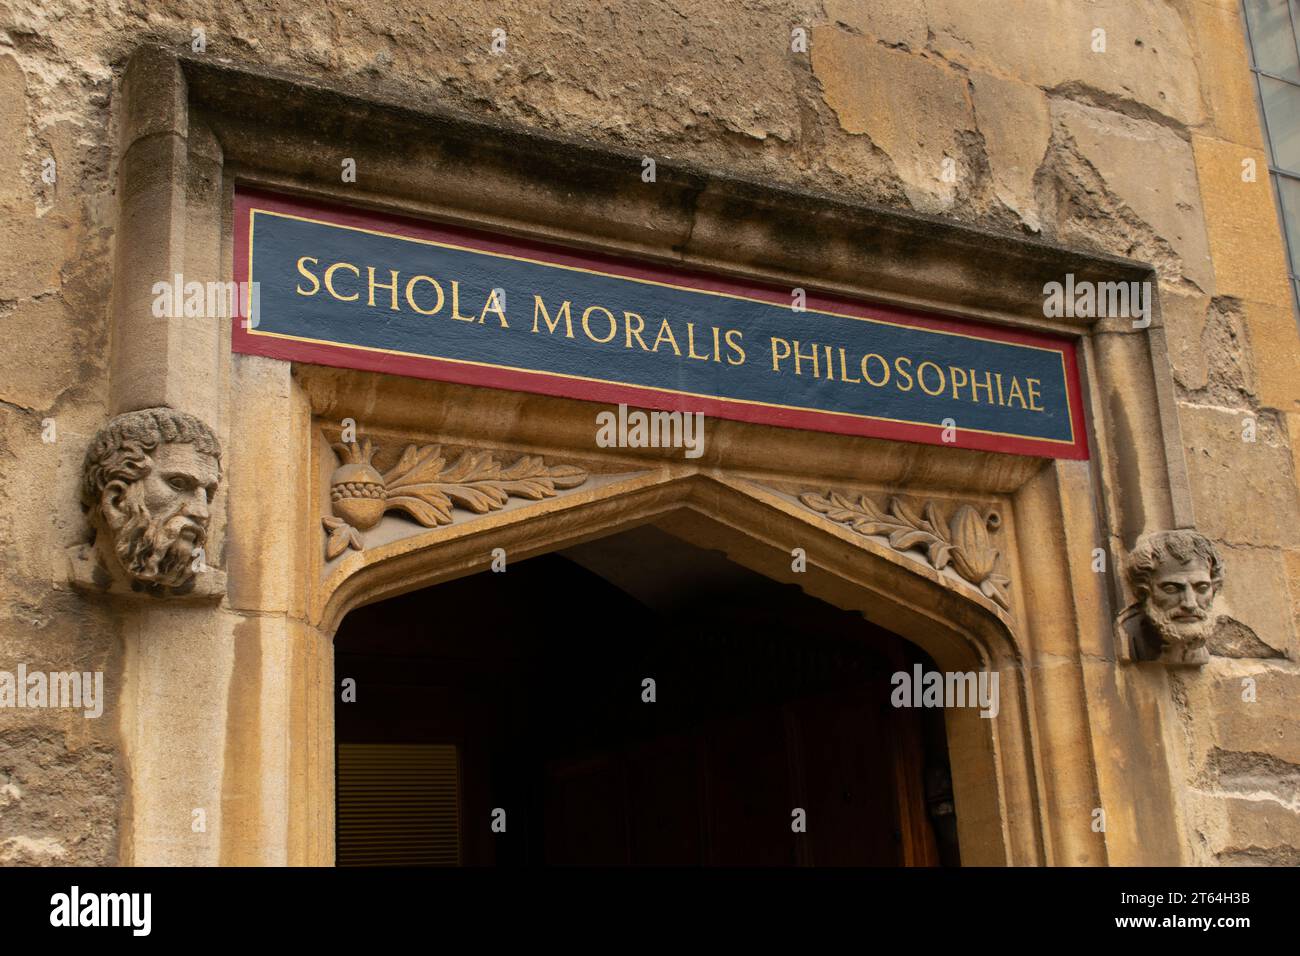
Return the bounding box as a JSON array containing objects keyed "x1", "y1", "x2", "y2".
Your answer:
[
  {"x1": 1125, "y1": 530, "x2": 1224, "y2": 666},
  {"x1": 81, "y1": 408, "x2": 222, "y2": 590}
]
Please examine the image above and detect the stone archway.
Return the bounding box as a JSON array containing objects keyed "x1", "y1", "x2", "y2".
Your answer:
[{"x1": 314, "y1": 465, "x2": 1039, "y2": 867}]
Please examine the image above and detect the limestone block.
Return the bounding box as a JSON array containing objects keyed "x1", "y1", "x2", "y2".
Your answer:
[
  {"x1": 1179, "y1": 403, "x2": 1300, "y2": 548},
  {"x1": 811, "y1": 29, "x2": 973, "y2": 213},
  {"x1": 1161, "y1": 289, "x2": 1214, "y2": 394},
  {"x1": 0, "y1": 295, "x2": 83, "y2": 411},
  {"x1": 0, "y1": 212, "x2": 75, "y2": 303},
  {"x1": 927, "y1": 0, "x2": 1205, "y2": 127},
  {"x1": 1193, "y1": 135, "x2": 1293, "y2": 306},
  {"x1": 971, "y1": 71, "x2": 1051, "y2": 230},
  {"x1": 820, "y1": 0, "x2": 927, "y2": 48},
  {"x1": 1285, "y1": 548, "x2": 1300, "y2": 651},
  {"x1": 1056, "y1": 100, "x2": 1213, "y2": 291},
  {"x1": 1219, "y1": 796, "x2": 1300, "y2": 861},
  {"x1": 0, "y1": 54, "x2": 27, "y2": 208},
  {"x1": 1216, "y1": 544, "x2": 1299, "y2": 660},
  {"x1": 1186, "y1": 0, "x2": 1267, "y2": 149},
  {"x1": 1242, "y1": 298, "x2": 1300, "y2": 413},
  {"x1": 1199, "y1": 664, "x2": 1300, "y2": 765}
]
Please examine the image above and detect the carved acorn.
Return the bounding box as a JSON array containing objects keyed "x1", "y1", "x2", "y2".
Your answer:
[
  {"x1": 329, "y1": 439, "x2": 387, "y2": 531},
  {"x1": 948, "y1": 505, "x2": 999, "y2": 583}
]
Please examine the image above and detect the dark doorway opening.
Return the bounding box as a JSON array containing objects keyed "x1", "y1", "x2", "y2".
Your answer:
[{"x1": 334, "y1": 525, "x2": 958, "y2": 866}]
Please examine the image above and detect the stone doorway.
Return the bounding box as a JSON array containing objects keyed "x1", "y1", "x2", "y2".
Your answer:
[{"x1": 333, "y1": 525, "x2": 957, "y2": 866}]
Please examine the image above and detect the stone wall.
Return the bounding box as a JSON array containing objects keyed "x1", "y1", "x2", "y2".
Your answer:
[{"x1": 0, "y1": 0, "x2": 1296, "y2": 864}]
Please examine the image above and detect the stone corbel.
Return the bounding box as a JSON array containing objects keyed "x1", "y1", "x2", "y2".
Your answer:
[{"x1": 322, "y1": 434, "x2": 590, "y2": 558}]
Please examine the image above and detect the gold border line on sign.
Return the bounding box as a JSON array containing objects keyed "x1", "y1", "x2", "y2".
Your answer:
[{"x1": 244, "y1": 206, "x2": 1079, "y2": 446}]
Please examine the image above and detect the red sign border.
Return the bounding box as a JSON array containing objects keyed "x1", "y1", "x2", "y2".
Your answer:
[{"x1": 232, "y1": 187, "x2": 1089, "y2": 460}]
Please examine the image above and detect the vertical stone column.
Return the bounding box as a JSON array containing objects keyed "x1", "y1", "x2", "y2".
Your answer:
[{"x1": 109, "y1": 48, "x2": 232, "y2": 865}]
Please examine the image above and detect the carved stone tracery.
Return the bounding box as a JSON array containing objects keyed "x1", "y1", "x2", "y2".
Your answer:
[{"x1": 799, "y1": 490, "x2": 1012, "y2": 610}]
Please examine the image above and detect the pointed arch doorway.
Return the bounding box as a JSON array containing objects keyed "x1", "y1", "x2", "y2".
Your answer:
[{"x1": 333, "y1": 523, "x2": 959, "y2": 867}]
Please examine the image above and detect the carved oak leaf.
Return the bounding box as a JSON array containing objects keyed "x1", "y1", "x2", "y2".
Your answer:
[
  {"x1": 799, "y1": 492, "x2": 953, "y2": 569},
  {"x1": 379, "y1": 444, "x2": 590, "y2": 528},
  {"x1": 799, "y1": 490, "x2": 1008, "y2": 610},
  {"x1": 322, "y1": 516, "x2": 364, "y2": 559}
]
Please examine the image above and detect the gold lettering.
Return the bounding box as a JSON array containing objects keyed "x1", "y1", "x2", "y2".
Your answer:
[
  {"x1": 295, "y1": 256, "x2": 320, "y2": 296},
  {"x1": 450, "y1": 281, "x2": 476, "y2": 322},
  {"x1": 686, "y1": 323, "x2": 711, "y2": 360},
  {"x1": 894, "y1": 356, "x2": 915, "y2": 391},
  {"x1": 1006, "y1": 376, "x2": 1028, "y2": 409},
  {"x1": 970, "y1": 370, "x2": 994, "y2": 404},
  {"x1": 367, "y1": 267, "x2": 400, "y2": 311},
  {"x1": 624, "y1": 312, "x2": 650, "y2": 351},
  {"x1": 532, "y1": 296, "x2": 575, "y2": 337},
  {"x1": 838, "y1": 348, "x2": 862, "y2": 383},
  {"x1": 917, "y1": 361, "x2": 946, "y2": 396},
  {"x1": 479, "y1": 287, "x2": 509, "y2": 327},
  {"x1": 582, "y1": 305, "x2": 617, "y2": 343},
  {"x1": 948, "y1": 366, "x2": 969, "y2": 401},
  {"x1": 652, "y1": 319, "x2": 681, "y2": 355},
  {"x1": 1027, "y1": 377, "x2": 1044, "y2": 412},
  {"x1": 792, "y1": 340, "x2": 819, "y2": 378},
  {"x1": 861, "y1": 353, "x2": 890, "y2": 387},
  {"x1": 770, "y1": 337, "x2": 791, "y2": 371},
  {"x1": 324, "y1": 262, "x2": 360, "y2": 302},
  {"x1": 404, "y1": 275, "x2": 444, "y2": 316},
  {"x1": 994, "y1": 372, "x2": 1006, "y2": 405},
  {"x1": 724, "y1": 329, "x2": 746, "y2": 365}
]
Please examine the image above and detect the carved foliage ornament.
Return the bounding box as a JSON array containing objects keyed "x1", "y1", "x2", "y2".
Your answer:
[
  {"x1": 323, "y1": 439, "x2": 589, "y2": 558},
  {"x1": 799, "y1": 490, "x2": 1011, "y2": 609}
]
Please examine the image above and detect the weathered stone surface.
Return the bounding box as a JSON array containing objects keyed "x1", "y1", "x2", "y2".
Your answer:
[
  {"x1": 0, "y1": 725, "x2": 121, "y2": 866},
  {"x1": 811, "y1": 28, "x2": 973, "y2": 213},
  {"x1": 1161, "y1": 289, "x2": 1214, "y2": 394},
  {"x1": 0, "y1": 54, "x2": 27, "y2": 208},
  {"x1": 820, "y1": 0, "x2": 927, "y2": 49},
  {"x1": 1055, "y1": 99, "x2": 1213, "y2": 290},
  {"x1": 1216, "y1": 544, "x2": 1299, "y2": 661},
  {"x1": 1180, "y1": 404, "x2": 1300, "y2": 548},
  {"x1": 927, "y1": 0, "x2": 1205, "y2": 127},
  {"x1": 0, "y1": 213, "x2": 75, "y2": 304},
  {"x1": 1243, "y1": 299, "x2": 1300, "y2": 413},
  {"x1": 1218, "y1": 796, "x2": 1300, "y2": 863},
  {"x1": 1165, "y1": 293, "x2": 1260, "y2": 407},
  {"x1": 1197, "y1": 666, "x2": 1300, "y2": 766},
  {"x1": 971, "y1": 71, "x2": 1051, "y2": 231},
  {"x1": 0, "y1": 296, "x2": 83, "y2": 411}
]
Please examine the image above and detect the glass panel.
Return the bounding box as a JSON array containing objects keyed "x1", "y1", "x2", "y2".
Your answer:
[
  {"x1": 1274, "y1": 174, "x2": 1300, "y2": 276},
  {"x1": 1261, "y1": 76, "x2": 1300, "y2": 172},
  {"x1": 1245, "y1": 0, "x2": 1300, "y2": 81}
]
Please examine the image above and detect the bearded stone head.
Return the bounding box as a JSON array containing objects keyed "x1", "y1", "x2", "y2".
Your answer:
[
  {"x1": 1125, "y1": 530, "x2": 1223, "y2": 666},
  {"x1": 81, "y1": 408, "x2": 222, "y2": 591}
]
